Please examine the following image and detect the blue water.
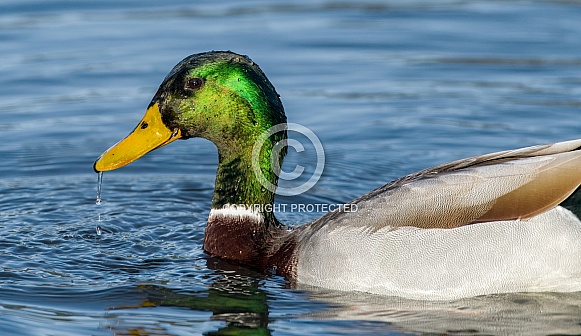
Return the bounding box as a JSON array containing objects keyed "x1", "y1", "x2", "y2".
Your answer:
[{"x1": 2, "y1": 1, "x2": 581, "y2": 335}]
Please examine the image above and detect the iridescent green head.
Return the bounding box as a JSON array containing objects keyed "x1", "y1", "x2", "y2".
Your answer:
[
  {"x1": 94, "y1": 51, "x2": 288, "y2": 209},
  {"x1": 155, "y1": 51, "x2": 286, "y2": 146}
]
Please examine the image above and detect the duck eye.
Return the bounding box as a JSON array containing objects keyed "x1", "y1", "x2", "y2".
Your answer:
[{"x1": 186, "y1": 77, "x2": 204, "y2": 91}]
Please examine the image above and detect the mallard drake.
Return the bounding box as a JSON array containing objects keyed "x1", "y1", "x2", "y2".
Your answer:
[{"x1": 94, "y1": 51, "x2": 581, "y2": 300}]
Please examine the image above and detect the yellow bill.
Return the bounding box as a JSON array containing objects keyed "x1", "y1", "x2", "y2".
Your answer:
[{"x1": 94, "y1": 103, "x2": 182, "y2": 172}]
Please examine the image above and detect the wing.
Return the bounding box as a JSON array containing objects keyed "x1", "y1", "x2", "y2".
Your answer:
[{"x1": 303, "y1": 139, "x2": 581, "y2": 233}]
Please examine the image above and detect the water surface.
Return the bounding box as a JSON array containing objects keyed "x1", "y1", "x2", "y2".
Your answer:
[{"x1": 2, "y1": 1, "x2": 581, "y2": 335}]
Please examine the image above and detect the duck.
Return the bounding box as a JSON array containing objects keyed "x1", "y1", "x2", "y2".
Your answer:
[{"x1": 94, "y1": 51, "x2": 581, "y2": 300}]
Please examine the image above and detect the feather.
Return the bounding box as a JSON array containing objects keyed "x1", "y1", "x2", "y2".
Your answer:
[{"x1": 305, "y1": 139, "x2": 581, "y2": 232}]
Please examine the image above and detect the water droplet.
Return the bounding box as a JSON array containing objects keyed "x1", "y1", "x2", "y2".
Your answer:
[{"x1": 96, "y1": 171, "x2": 103, "y2": 205}]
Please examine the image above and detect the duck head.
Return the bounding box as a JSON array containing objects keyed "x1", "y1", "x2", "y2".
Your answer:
[{"x1": 94, "y1": 51, "x2": 287, "y2": 210}]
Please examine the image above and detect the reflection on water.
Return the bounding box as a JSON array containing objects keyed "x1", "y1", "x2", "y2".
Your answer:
[
  {"x1": 129, "y1": 260, "x2": 271, "y2": 336},
  {"x1": 51, "y1": 264, "x2": 581, "y2": 335},
  {"x1": 302, "y1": 288, "x2": 581, "y2": 335}
]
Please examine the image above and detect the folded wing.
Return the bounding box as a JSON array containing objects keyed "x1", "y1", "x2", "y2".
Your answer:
[{"x1": 306, "y1": 139, "x2": 581, "y2": 232}]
